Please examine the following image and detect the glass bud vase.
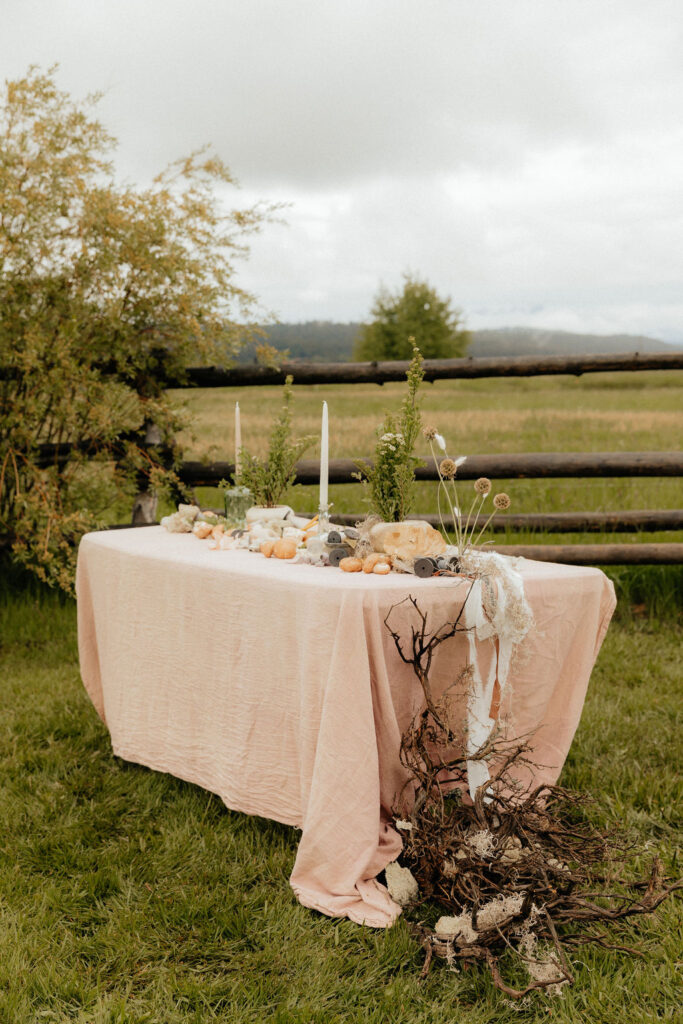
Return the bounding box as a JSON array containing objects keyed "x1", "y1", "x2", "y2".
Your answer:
[{"x1": 223, "y1": 485, "x2": 253, "y2": 528}]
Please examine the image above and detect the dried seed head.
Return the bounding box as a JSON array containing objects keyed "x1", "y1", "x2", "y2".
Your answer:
[
  {"x1": 423, "y1": 425, "x2": 437, "y2": 441},
  {"x1": 474, "y1": 477, "x2": 491, "y2": 496},
  {"x1": 493, "y1": 492, "x2": 511, "y2": 510},
  {"x1": 440, "y1": 458, "x2": 457, "y2": 479}
]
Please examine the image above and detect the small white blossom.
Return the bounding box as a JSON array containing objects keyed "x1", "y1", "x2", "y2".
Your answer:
[{"x1": 379, "y1": 431, "x2": 405, "y2": 452}]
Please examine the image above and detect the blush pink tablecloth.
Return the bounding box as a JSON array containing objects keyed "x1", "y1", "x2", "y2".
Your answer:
[{"x1": 76, "y1": 527, "x2": 616, "y2": 927}]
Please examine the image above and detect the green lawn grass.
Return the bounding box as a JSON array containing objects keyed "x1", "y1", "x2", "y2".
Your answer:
[
  {"x1": 1, "y1": 370, "x2": 681, "y2": 1021},
  {"x1": 0, "y1": 572, "x2": 681, "y2": 1023}
]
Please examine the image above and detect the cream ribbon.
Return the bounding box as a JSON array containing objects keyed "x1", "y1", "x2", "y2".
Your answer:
[{"x1": 461, "y1": 557, "x2": 531, "y2": 801}]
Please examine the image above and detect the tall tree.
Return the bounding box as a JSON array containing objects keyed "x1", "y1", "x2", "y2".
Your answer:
[
  {"x1": 0, "y1": 66, "x2": 272, "y2": 589},
  {"x1": 354, "y1": 274, "x2": 470, "y2": 361}
]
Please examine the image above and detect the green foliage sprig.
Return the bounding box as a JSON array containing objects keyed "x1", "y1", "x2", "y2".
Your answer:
[
  {"x1": 0, "y1": 66, "x2": 274, "y2": 590},
  {"x1": 238, "y1": 377, "x2": 315, "y2": 507},
  {"x1": 357, "y1": 346, "x2": 424, "y2": 522}
]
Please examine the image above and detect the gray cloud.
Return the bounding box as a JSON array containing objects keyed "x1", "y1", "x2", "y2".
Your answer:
[{"x1": 3, "y1": 0, "x2": 683, "y2": 339}]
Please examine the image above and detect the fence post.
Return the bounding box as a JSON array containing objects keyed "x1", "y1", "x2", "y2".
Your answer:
[{"x1": 131, "y1": 420, "x2": 163, "y2": 525}]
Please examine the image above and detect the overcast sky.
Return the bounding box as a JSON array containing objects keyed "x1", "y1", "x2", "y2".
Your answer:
[{"x1": 3, "y1": 0, "x2": 683, "y2": 341}]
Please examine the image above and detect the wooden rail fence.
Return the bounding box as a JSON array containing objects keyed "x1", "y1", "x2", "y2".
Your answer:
[
  {"x1": 171, "y1": 352, "x2": 683, "y2": 564},
  {"x1": 20, "y1": 351, "x2": 683, "y2": 565}
]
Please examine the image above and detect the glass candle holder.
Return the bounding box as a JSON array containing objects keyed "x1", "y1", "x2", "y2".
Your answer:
[
  {"x1": 223, "y1": 485, "x2": 253, "y2": 528},
  {"x1": 317, "y1": 502, "x2": 331, "y2": 537}
]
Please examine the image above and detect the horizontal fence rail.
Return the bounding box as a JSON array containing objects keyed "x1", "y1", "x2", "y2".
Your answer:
[
  {"x1": 484, "y1": 543, "x2": 683, "y2": 565},
  {"x1": 329, "y1": 510, "x2": 683, "y2": 534},
  {"x1": 38, "y1": 446, "x2": 683, "y2": 479},
  {"x1": 4, "y1": 351, "x2": 683, "y2": 390},
  {"x1": 179, "y1": 351, "x2": 683, "y2": 388},
  {"x1": 178, "y1": 451, "x2": 683, "y2": 486}
]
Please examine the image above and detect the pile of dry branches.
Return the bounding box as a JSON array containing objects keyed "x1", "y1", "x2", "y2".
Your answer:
[{"x1": 384, "y1": 595, "x2": 681, "y2": 999}]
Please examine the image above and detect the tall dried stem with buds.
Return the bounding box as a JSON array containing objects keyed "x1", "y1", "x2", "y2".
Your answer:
[{"x1": 423, "y1": 428, "x2": 512, "y2": 556}]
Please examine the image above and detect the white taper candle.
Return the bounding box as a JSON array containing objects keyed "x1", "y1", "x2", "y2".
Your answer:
[{"x1": 320, "y1": 401, "x2": 329, "y2": 509}]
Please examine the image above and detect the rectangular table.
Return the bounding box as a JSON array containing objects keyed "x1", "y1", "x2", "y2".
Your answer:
[{"x1": 76, "y1": 527, "x2": 616, "y2": 927}]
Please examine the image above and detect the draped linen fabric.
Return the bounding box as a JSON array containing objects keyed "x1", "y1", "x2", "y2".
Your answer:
[{"x1": 76, "y1": 527, "x2": 616, "y2": 927}]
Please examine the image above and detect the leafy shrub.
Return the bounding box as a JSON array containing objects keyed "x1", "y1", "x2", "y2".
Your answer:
[{"x1": 0, "y1": 67, "x2": 271, "y2": 590}]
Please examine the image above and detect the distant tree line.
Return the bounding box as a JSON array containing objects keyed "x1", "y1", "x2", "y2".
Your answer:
[
  {"x1": 244, "y1": 275, "x2": 471, "y2": 363},
  {"x1": 246, "y1": 324, "x2": 675, "y2": 364},
  {"x1": 239, "y1": 321, "x2": 360, "y2": 363}
]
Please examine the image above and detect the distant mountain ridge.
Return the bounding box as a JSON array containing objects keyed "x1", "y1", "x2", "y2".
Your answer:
[
  {"x1": 469, "y1": 326, "x2": 680, "y2": 357},
  {"x1": 243, "y1": 322, "x2": 681, "y2": 363}
]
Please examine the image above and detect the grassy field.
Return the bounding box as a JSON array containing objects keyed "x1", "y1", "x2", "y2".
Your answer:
[
  {"x1": 0, "y1": 576, "x2": 681, "y2": 1023},
  {"x1": 1, "y1": 370, "x2": 681, "y2": 1021}
]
